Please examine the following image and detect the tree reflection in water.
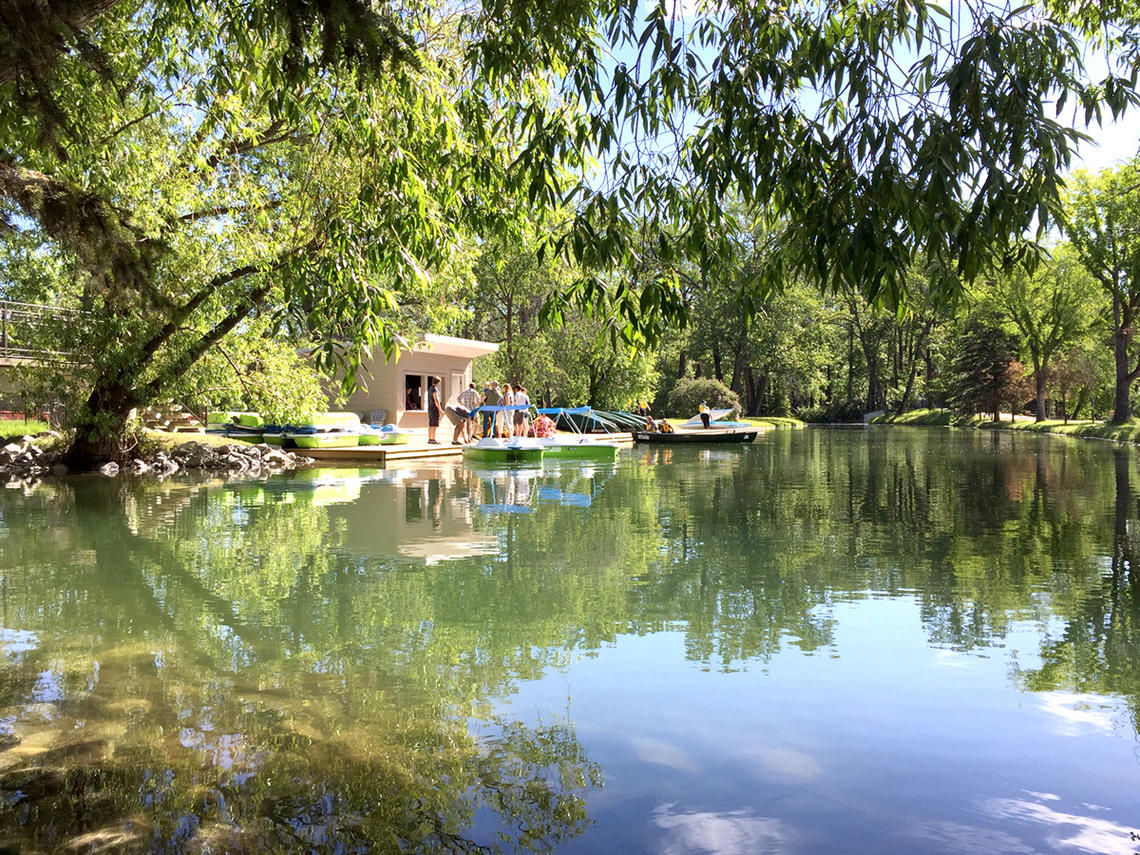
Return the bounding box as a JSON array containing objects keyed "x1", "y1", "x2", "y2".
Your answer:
[
  {"x1": 0, "y1": 429, "x2": 1136, "y2": 850},
  {"x1": 0, "y1": 471, "x2": 601, "y2": 853}
]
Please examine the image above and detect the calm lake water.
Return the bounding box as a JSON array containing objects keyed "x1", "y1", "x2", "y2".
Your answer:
[{"x1": 0, "y1": 427, "x2": 1137, "y2": 853}]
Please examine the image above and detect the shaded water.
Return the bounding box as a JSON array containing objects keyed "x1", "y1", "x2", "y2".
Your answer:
[{"x1": 0, "y1": 427, "x2": 1137, "y2": 853}]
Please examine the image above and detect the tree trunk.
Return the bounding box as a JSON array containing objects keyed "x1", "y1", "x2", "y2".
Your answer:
[
  {"x1": 1072, "y1": 387, "x2": 1088, "y2": 421},
  {"x1": 64, "y1": 381, "x2": 136, "y2": 470},
  {"x1": 1034, "y1": 357, "x2": 1047, "y2": 422},
  {"x1": 895, "y1": 318, "x2": 933, "y2": 415},
  {"x1": 1112, "y1": 322, "x2": 1132, "y2": 423},
  {"x1": 505, "y1": 294, "x2": 515, "y2": 380},
  {"x1": 712, "y1": 340, "x2": 723, "y2": 382},
  {"x1": 845, "y1": 325, "x2": 854, "y2": 407},
  {"x1": 924, "y1": 347, "x2": 934, "y2": 407}
]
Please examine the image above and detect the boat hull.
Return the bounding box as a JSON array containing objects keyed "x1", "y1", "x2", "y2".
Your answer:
[
  {"x1": 632, "y1": 429, "x2": 757, "y2": 444},
  {"x1": 463, "y1": 447, "x2": 545, "y2": 464},
  {"x1": 541, "y1": 442, "x2": 619, "y2": 461},
  {"x1": 287, "y1": 434, "x2": 360, "y2": 449}
]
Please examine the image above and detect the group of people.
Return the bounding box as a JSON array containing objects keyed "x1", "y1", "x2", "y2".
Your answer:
[
  {"x1": 642, "y1": 401, "x2": 713, "y2": 433},
  {"x1": 425, "y1": 377, "x2": 546, "y2": 445}
]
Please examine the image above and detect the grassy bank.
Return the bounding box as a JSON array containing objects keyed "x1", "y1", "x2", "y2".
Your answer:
[
  {"x1": 869, "y1": 409, "x2": 954, "y2": 426},
  {"x1": 743, "y1": 416, "x2": 806, "y2": 429},
  {"x1": 0, "y1": 419, "x2": 49, "y2": 439},
  {"x1": 872, "y1": 408, "x2": 1140, "y2": 444},
  {"x1": 977, "y1": 418, "x2": 1140, "y2": 443}
]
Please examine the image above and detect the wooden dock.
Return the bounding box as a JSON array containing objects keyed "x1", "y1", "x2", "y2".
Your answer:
[
  {"x1": 301, "y1": 444, "x2": 464, "y2": 464},
  {"x1": 299, "y1": 431, "x2": 635, "y2": 465}
]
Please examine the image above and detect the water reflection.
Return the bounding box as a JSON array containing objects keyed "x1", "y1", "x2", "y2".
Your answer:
[{"x1": 0, "y1": 430, "x2": 1134, "y2": 852}]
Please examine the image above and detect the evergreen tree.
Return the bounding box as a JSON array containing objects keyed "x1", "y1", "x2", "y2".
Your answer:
[{"x1": 950, "y1": 316, "x2": 1025, "y2": 421}]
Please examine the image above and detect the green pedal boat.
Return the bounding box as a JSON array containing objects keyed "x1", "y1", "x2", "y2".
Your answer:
[
  {"x1": 462, "y1": 437, "x2": 545, "y2": 464},
  {"x1": 536, "y1": 436, "x2": 619, "y2": 461}
]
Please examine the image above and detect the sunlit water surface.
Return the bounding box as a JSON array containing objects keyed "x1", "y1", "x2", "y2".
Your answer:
[{"x1": 0, "y1": 427, "x2": 1137, "y2": 853}]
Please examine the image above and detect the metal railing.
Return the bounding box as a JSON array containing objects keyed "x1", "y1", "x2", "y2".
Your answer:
[{"x1": 0, "y1": 300, "x2": 85, "y2": 363}]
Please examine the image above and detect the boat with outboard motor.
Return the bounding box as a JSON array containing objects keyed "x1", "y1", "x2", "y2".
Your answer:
[{"x1": 632, "y1": 427, "x2": 758, "y2": 444}]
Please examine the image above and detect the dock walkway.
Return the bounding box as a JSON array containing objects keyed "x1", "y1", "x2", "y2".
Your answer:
[{"x1": 300, "y1": 428, "x2": 636, "y2": 465}]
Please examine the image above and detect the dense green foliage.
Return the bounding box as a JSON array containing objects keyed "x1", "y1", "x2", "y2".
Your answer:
[
  {"x1": 3, "y1": 0, "x2": 1140, "y2": 461},
  {"x1": 1065, "y1": 159, "x2": 1140, "y2": 422},
  {"x1": 667, "y1": 377, "x2": 740, "y2": 418}
]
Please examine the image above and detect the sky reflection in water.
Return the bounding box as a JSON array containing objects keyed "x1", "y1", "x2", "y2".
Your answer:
[{"x1": 0, "y1": 428, "x2": 1136, "y2": 853}]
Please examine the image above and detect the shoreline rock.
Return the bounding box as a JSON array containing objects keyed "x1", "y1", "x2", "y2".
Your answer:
[{"x1": 2, "y1": 435, "x2": 314, "y2": 485}]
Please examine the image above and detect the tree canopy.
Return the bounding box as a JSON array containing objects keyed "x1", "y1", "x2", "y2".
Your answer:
[{"x1": 2, "y1": 0, "x2": 1139, "y2": 462}]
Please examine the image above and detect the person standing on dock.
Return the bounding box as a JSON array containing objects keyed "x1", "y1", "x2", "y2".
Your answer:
[
  {"x1": 699, "y1": 401, "x2": 711, "y2": 429},
  {"x1": 457, "y1": 382, "x2": 482, "y2": 443},
  {"x1": 481, "y1": 381, "x2": 500, "y2": 438},
  {"x1": 427, "y1": 377, "x2": 442, "y2": 444},
  {"x1": 513, "y1": 385, "x2": 531, "y2": 436},
  {"x1": 501, "y1": 383, "x2": 514, "y2": 437}
]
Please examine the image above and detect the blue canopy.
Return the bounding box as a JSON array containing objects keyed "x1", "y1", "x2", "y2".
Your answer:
[
  {"x1": 535, "y1": 406, "x2": 592, "y2": 415},
  {"x1": 469, "y1": 404, "x2": 530, "y2": 415}
]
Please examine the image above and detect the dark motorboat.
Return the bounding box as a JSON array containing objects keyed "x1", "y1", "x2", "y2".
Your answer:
[{"x1": 631, "y1": 428, "x2": 758, "y2": 444}]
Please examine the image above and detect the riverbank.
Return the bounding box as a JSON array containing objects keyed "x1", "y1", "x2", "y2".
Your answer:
[
  {"x1": 743, "y1": 416, "x2": 806, "y2": 429},
  {"x1": 870, "y1": 408, "x2": 1140, "y2": 444},
  {"x1": 1, "y1": 429, "x2": 314, "y2": 484}
]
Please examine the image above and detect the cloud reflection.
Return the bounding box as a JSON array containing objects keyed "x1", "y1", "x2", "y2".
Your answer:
[
  {"x1": 744, "y1": 747, "x2": 823, "y2": 782},
  {"x1": 632, "y1": 736, "x2": 700, "y2": 773},
  {"x1": 652, "y1": 803, "x2": 790, "y2": 855},
  {"x1": 983, "y1": 798, "x2": 1140, "y2": 855},
  {"x1": 1037, "y1": 692, "x2": 1119, "y2": 735},
  {"x1": 907, "y1": 820, "x2": 1035, "y2": 854}
]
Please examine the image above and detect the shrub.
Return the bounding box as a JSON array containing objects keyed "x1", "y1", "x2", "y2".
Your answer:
[
  {"x1": 797, "y1": 402, "x2": 866, "y2": 423},
  {"x1": 668, "y1": 378, "x2": 740, "y2": 418}
]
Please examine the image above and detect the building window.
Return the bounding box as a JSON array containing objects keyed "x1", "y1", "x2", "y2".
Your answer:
[{"x1": 404, "y1": 374, "x2": 424, "y2": 411}]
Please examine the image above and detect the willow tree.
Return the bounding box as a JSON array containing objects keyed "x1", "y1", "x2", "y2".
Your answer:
[{"x1": 1, "y1": 0, "x2": 1137, "y2": 466}]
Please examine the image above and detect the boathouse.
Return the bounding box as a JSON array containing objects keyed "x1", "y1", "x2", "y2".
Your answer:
[{"x1": 333, "y1": 333, "x2": 499, "y2": 428}]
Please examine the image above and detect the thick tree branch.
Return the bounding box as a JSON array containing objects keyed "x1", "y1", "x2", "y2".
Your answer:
[
  {"x1": 0, "y1": 0, "x2": 122, "y2": 88},
  {"x1": 177, "y1": 200, "x2": 281, "y2": 224},
  {"x1": 201, "y1": 122, "x2": 306, "y2": 170},
  {"x1": 138, "y1": 281, "x2": 274, "y2": 403},
  {"x1": 131, "y1": 242, "x2": 307, "y2": 374}
]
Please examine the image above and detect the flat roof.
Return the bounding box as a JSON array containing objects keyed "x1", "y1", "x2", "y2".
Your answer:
[{"x1": 409, "y1": 333, "x2": 499, "y2": 359}]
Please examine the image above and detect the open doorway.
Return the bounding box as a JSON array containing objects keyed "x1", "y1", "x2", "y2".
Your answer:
[{"x1": 404, "y1": 374, "x2": 424, "y2": 411}]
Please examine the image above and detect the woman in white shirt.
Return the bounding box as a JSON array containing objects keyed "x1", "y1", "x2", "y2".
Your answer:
[
  {"x1": 501, "y1": 383, "x2": 514, "y2": 438},
  {"x1": 513, "y1": 385, "x2": 531, "y2": 436}
]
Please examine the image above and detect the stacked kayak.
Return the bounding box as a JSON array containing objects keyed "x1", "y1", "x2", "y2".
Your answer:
[
  {"x1": 462, "y1": 437, "x2": 545, "y2": 464},
  {"x1": 354, "y1": 425, "x2": 382, "y2": 446},
  {"x1": 206, "y1": 411, "x2": 265, "y2": 442},
  {"x1": 376, "y1": 424, "x2": 412, "y2": 445},
  {"x1": 283, "y1": 412, "x2": 362, "y2": 448}
]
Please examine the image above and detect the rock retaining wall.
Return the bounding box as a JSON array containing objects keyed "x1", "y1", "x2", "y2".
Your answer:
[{"x1": 1, "y1": 436, "x2": 314, "y2": 484}]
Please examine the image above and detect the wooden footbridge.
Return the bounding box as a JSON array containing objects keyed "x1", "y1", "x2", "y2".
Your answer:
[{"x1": 0, "y1": 301, "x2": 83, "y2": 366}]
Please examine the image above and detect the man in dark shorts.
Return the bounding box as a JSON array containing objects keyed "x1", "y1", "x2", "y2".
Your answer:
[
  {"x1": 480, "y1": 381, "x2": 500, "y2": 438},
  {"x1": 427, "y1": 377, "x2": 442, "y2": 443}
]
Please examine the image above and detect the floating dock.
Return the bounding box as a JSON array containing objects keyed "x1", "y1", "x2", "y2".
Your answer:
[{"x1": 300, "y1": 431, "x2": 636, "y2": 465}]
